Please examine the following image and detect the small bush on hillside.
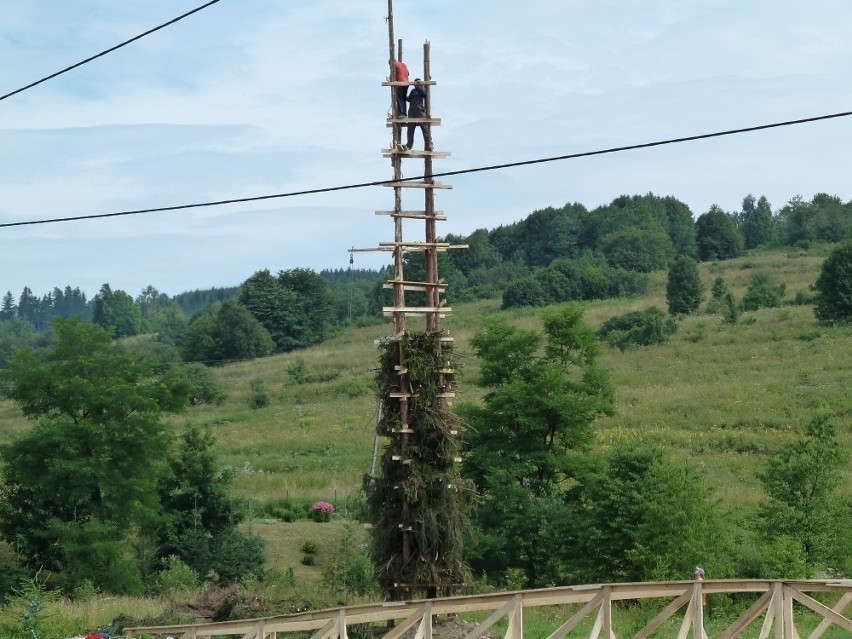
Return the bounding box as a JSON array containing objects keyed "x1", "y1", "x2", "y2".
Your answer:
[
  {"x1": 0, "y1": 544, "x2": 29, "y2": 603},
  {"x1": 301, "y1": 540, "x2": 319, "y2": 555},
  {"x1": 310, "y1": 501, "x2": 335, "y2": 523},
  {"x1": 248, "y1": 378, "x2": 270, "y2": 409},
  {"x1": 302, "y1": 554, "x2": 316, "y2": 566},
  {"x1": 156, "y1": 555, "x2": 201, "y2": 596},
  {"x1": 792, "y1": 289, "x2": 816, "y2": 306},
  {"x1": 256, "y1": 497, "x2": 316, "y2": 520},
  {"x1": 742, "y1": 273, "x2": 785, "y2": 311},
  {"x1": 721, "y1": 292, "x2": 741, "y2": 324},
  {"x1": 813, "y1": 240, "x2": 852, "y2": 323},
  {"x1": 597, "y1": 307, "x2": 678, "y2": 351},
  {"x1": 322, "y1": 522, "x2": 380, "y2": 599},
  {"x1": 182, "y1": 362, "x2": 226, "y2": 405},
  {"x1": 666, "y1": 255, "x2": 703, "y2": 315},
  {"x1": 286, "y1": 358, "x2": 342, "y2": 385}
]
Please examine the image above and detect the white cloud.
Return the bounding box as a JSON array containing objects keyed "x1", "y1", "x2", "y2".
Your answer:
[{"x1": 2, "y1": 0, "x2": 852, "y2": 297}]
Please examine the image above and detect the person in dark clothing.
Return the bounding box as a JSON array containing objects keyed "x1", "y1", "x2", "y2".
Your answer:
[{"x1": 404, "y1": 78, "x2": 433, "y2": 151}]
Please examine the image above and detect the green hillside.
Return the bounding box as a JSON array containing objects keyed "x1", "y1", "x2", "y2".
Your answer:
[
  {"x1": 164, "y1": 246, "x2": 850, "y2": 509},
  {"x1": 4, "y1": 246, "x2": 846, "y2": 513},
  {"x1": 0, "y1": 245, "x2": 850, "y2": 636}
]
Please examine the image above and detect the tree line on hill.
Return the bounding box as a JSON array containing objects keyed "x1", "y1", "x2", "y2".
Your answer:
[
  {"x1": 2, "y1": 192, "x2": 851, "y2": 366},
  {"x1": 1, "y1": 193, "x2": 851, "y2": 607}
]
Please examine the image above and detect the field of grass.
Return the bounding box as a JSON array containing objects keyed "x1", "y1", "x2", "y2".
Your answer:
[
  {"x1": 0, "y1": 246, "x2": 850, "y2": 635},
  {"x1": 0, "y1": 246, "x2": 849, "y2": 527},
  {"x1": 137, "y1": 245, "x2": 850, "y2": 512}
]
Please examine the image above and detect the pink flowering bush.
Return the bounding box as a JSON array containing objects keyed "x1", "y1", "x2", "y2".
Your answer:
[{"x1": 310, "y1": 501, "x2": 335, "y2": 522}]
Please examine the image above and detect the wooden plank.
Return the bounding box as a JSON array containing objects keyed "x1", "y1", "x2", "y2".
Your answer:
[
  {"x1": 382, "y1": 149, "x2": 451, "y2": 158},
  {"x1": 382, "y1": 80, "x2": 437, "y2": 86},
  {"x1": 383, "y1": 307, "x2": 452, "y2": 313},
  {"x1": 789, "y1": 587, "x2": 852, "y2": 634},
  {"x1": 382, "y1": 181, "x2": 452, "y2": 189},
  {"x1": 386, "y1": 118, "x2": 442, "y2": 126},
  {"x1": 633, "y1": 590, "x2": 691, "y2": 639},
  {"x1": 384, "y1": 284, "x2": 445, "y2": 293},
  {"x1": 381, "y1": 606, "x2": 425, "y2": 639},
  {"x1": 385, "y1": 279, "x2": 448, "y2": 287},
  {"x1": 718, "y1": 589, "x2": 773, "y2": 639},
  {"x1": 375, "y1": 210, "x2": 447, "y2": 220},
  {"x1": 809, "y1": 591, "x2": 851, "y2": 639},
  {"x1": 126, "y1": 580, "x2": 852, "y2": 639},
  {"x1": 783, "y1": 586, "x2": 798, "y2": 639},
  {"x1": 545, "y1": 592, "x2": 603, "y2": 639},
  {"x1": 504, "y1": 595, "x2": 522, "y2": 639},
  {"x1": 462, "y1": 598, "x2": 516, "y2": 639},
  {"x1": 379, "y1": 241, "x2": 451, "y2": 248},
  {"x1": 675, "y1": 594, "x2": 694, "y2": 639}
]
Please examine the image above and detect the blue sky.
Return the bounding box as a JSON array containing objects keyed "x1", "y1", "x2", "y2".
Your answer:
[{"x1": 2, "y1": 0, "x2": 852, "y2": 299}]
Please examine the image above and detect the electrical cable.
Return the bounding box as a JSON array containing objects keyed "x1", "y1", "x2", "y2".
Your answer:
[
  {"x1": 1, "y1": 108, "x2": 851, "y2": 229},
  {"x1": 0, "y1": 0, "x2": 221, "y2": 103}
]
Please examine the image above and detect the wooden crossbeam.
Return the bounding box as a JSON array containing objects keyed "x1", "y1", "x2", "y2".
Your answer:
[
  {"x1": 375, "y1": 210, "x2": 447, "y2": 220},
  {"x1": 381, "y1": 180, "x2": 452, "y2": 189}
]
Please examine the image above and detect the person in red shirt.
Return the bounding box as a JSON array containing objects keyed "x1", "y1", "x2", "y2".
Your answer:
[{"x1": 393, "y1": 57, "x2": 409, "y2": 117}]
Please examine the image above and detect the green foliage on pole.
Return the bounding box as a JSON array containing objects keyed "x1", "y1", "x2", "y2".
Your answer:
[{"x1": 368, "y1": 331, "x2": 471, "y2": 599}]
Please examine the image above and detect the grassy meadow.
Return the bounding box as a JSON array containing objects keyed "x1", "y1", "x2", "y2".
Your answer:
[
  {"x1": 0, "y1": 245, "x2": 850, "y2": 636},
  {"x1": 1, "y1": 245, "x2": 850, "y2": 550}
]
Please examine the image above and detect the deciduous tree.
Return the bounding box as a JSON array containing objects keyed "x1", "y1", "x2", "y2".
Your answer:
[
  {"x1": 757, "y1": 415, "x2": 850, "y2": 575},
  {"x1": 666, "y1": 255, "x2": 703, "y2": 315},
  {"x1": 0, "y1": 317, "x2": 195, "y2": 593},
  {"x1": 813, "y1": 240, "x2": 852, "y2": 323},
  {"x1": 696, "y1": 206, "x2": 744, "y2": 261},
  {"x1": 460, "y1": 306, "x2": 614, "y2": 586}
]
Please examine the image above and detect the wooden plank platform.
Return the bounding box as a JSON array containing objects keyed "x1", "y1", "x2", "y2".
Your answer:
[
  {"x1": 382, "y1": 180, "x2": 452, "y2": 189},
  {"x1": 375, "y1": 210, "x2": 448, "y2": 220},
  {"x1": 386, "y1": 117, "x2": 441, "y2": 127},
  {"x1": 379, "y1": 241, "x2": 451, "y2": 248},
  {"x1": 381, "y1": 148, "x2": 450, "y2": 158},
  {"x1": 382, "y1": 80, "x2": 437, "y2": 86},
  {"x1": 383, "y1": 307, "x2": 451, "y2": 314}
]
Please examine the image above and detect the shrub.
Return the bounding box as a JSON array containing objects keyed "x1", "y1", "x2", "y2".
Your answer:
[
  {"x1": 302, "y1": 554, "x2": 316, "y2": 566},
  {"x1": 181, "y1": 362, "x2": 226, "y2": 405},
  {"x1": 666, "y1": 256, "x2": 703, "y2": 315},
  {"x1": 249, "y1": 391, "x2": 270, "y2": 409},
  {"x1": 248, "y1": 378, "x2": 270, "y2": 409},
  {"x1": 156, "y1": 555, "x2": 201, "y2": 596},
  {"x1": 321, "y1": 522, "x2": 380, "y2": 599},
  {"x1": 742, "y1": 273, "x2": 785, "y2": 311},
  {"x1": 597, "y1": 307, "x2": 678, "y2": 351},
  {"x1": 310, "y1": 501, "x2": 335, "y2": 523},
  {"x1": 301, "y1": 540, "x2": 319, "y2": 555},
  {"x1": 813, "y1": 240, "x2": 852, "y2": 323},
  {"x1": 721, "y1": 292, "x2": 741, "y2": 324}
]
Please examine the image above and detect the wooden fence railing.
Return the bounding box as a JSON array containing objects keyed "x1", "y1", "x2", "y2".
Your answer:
[{"x1": 125, "y1": 579, "x2": 851, "y2": 639}]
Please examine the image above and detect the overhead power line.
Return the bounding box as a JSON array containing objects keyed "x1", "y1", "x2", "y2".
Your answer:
[
  {"x1": 1, "y1": 108, "x2": 851, "y2": 229},
  {"x1": 0, "y1": 0, "x2": 221, "y2": 103}
]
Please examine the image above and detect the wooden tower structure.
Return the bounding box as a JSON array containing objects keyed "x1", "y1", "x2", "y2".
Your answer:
[{"x1": 355, "y1": 0, "x2": 469, "y2": 601}]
